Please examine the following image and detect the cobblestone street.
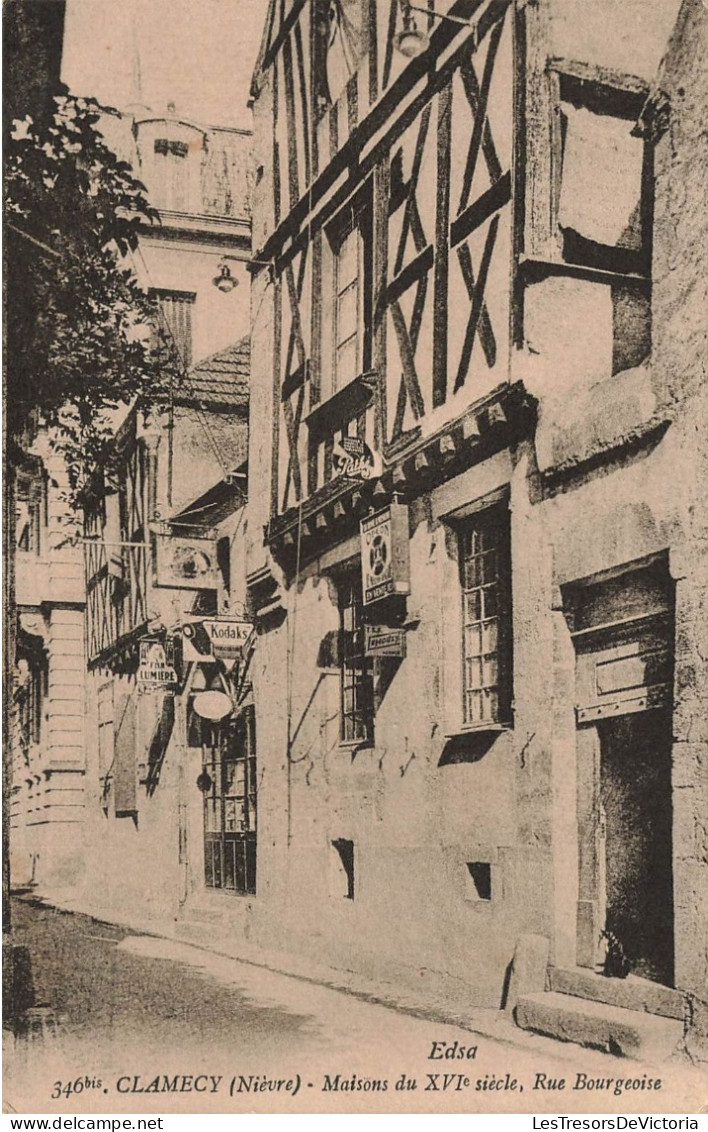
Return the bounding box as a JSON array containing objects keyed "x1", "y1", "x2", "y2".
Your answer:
[{"x1": 3, "y1": 897, "x2": 705, "y2": 1115}]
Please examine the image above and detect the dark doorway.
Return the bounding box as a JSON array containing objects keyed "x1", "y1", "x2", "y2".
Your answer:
[{"x1": 598, "y1": 709, "x2": 674, "y2": 985}]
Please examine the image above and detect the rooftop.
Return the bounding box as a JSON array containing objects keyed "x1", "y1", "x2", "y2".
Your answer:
[{"x1": 180, "y1": 337, "x2": 250, "y2": 411}]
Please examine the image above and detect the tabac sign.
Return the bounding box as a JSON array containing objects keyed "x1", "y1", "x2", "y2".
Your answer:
[
  {"x1": 360, "y1": 503, "x2": 410, "y2": 606},
  {"x1": 137, "y1": 638, "x2": 178, "y2": 693}
]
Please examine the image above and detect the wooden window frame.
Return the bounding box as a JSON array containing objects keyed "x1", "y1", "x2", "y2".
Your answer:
[
  {"x1": 322, "y1": 189, "x2": 373, "y2": 401},
  {"x1": 337, "y1": 568, "x2": 375, "y2": 745},
  {"x1": 550, "y1": 66, "x2": 653, "y2": 279},
  {"x1": 520, "y1": 48, "x2": 652, "y2": 281},
  {"x1": 201, "y1": 705, "x2": 257, "y2": 896},
  {"x1": 457, "y1": 504, "x2": 513, "y2": 730}
]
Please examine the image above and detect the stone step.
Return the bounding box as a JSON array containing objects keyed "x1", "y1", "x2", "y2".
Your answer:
[
  {"x1": 515, "y1": 991, "x2": 684, "y2": 1061},
  {"x1": 549, "y1": 967, "x2": 685, "y2": 1022}
]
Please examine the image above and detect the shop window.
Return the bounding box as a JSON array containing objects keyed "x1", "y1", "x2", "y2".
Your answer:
[
  {"x1": 202, "y1": 706, "x2": 257, "y2": 895},
  {"x1": 458, "y1": 507, "x2": 513, "y2": 728},
  {"x1": 331, "y1": 838, "x2": 355, "y2": 899},
  {"x1": 338, "y1": 571, "x2": 374, "y2": 744}
]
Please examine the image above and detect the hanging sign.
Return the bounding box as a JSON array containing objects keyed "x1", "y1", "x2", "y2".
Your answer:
[
  {"x1": 365, "y1": 625, "x2": 407, "y2": 658},
  {"x1": 360, "y1": 502, "x2": 410, "y2": 606},
  {"x1": 137, "y1": 638, "x2": 178, "y2": 693},
  {"x1": 203, "y1": 619, "x2": 254, "y2": 661},
  {"x1": 192, "y1": 690, "x2": 233, "y2": 722},
  {"x1": 332, "y1": 436, "x2": 383, "y2": 482},
  {"x1": 154, "y1": 533, "x2": 218, "y2": 590},
  {"x1": 182, "y1": 618, "x2": 254, "y2": 663}
]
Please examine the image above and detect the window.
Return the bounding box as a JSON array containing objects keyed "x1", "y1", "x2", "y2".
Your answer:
[
  {"x1": 338, "y1": 571, "x2": 374, "y2": 743},
  {"x1": 153, "y1": 137, "x2": 189, "y2": 211},
  {"x1": 459, "y1": 507, "x2": 512, "y2": 727},
  {"x1": 153, "y1": 289, "x2": 195, "y2": 370},
  {"x1": 97, "y1": 681, "x2": 114, "y2": 805},
  {"x1": 466, "y1": 862, "x2": 492, "y2": 902},
  {"x1": 555, "y1": 71, "x2": 651, "y2": 278},
  {"x1": 16, "y1": 658, "x2": 46, "y2": 749},
  {"x1": 201, "y1": 706, "x2": 257, "y2": 895},
  {"x1": 331, "y1": 838, "x2": 355, "y2": 899},
  {"x1": 334, "y1": 228, "x2": 361, "y2": 390},
  {"x1": 324, "y1": 196, "x2": 372, "y2": 397},
  {"x1": 15, "y1": 469, "x2": 44, "y2": 554},
  {"x1": 313, "y1": 0, "x2": 366, "y2": 116},
  {"x1": 519, "y1": 56, "x2": 653, "y2": 374}
]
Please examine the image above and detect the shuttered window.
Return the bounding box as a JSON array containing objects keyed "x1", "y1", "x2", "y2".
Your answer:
[{"x1": 154, "y1": 289, "x2": 195, "y2": 370}]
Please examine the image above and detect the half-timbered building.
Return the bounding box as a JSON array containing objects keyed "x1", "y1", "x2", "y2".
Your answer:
[
  {"x1": 81, "y1": 339, "x2": 252, "y2": 921},
  {"x1": 243, "y1": 0, "x2": 707, "y2": 1051}
]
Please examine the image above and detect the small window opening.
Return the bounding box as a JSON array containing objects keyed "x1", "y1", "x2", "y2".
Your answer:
[
  {"x1": 154, "y1": 138, "x2": 189, "y2": 158},
  {"x1": 466, "y1": 862, "x2": 492, "y2": 901},
  {"x1": 331, "y1": 838, "x2": 355, "y2": 899}
]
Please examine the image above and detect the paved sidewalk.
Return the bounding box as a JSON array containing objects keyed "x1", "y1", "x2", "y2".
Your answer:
[{"x1": 24, "y1": 886, "x2": 696, "y2": 1075}]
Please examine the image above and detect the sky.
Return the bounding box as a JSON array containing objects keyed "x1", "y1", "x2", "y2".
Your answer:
[{"x1": 62, "y1": 0, "x2": 270, "y2": 130}]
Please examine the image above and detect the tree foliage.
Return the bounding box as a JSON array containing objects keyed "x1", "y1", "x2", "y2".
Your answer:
[{"x1": 5, "y1": 91, "x2": 164, "y2": 501}]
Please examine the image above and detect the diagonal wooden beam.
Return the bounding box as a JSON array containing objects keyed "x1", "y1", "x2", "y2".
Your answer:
[
  {"x1": 459, "y1": 52, "x2": 503, "y2": 189},
  {"x1": 394, "y1": 102, "x2": 432, "y2": 277},
  {"x1": 457, "y1": 15, "x2": 505, "y2": 215},
  {"x1": 282, "y1": 382, "x2": 305, "y2": 509},
  {"x1": 390, "y1": 299, "x2": 425, "y2": 436},
  {"x1": 454, "y1": 215, "x2": 499, "y2": 390},
  {"x1": 457, "y1": 237, "x2": 497, "y2": 368}
]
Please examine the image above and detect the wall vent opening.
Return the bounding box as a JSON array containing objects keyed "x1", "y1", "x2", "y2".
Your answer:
[
  {"x1": 331, "y1": 838, "x2": 355, "y2": 900},
  {"x1": 466, "y1": 862, "x2": 492, "y2": 901}
]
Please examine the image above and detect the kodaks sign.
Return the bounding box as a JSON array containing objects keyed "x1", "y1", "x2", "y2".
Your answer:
[{"x1": 182, "y1": 618, "x2": 254, "y2": 664}]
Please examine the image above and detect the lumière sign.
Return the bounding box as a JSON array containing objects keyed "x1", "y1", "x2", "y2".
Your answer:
[
  {"x1": 137, "y1": 638, "x2": 177, "y2": 693},
  {"x1": 360, "y1": 503, "x2": 410, "y2": 606}
]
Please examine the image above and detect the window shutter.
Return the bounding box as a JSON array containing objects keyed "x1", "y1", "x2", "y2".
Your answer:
[
  {"x1": 114, "y1": 693, "x2": 138, "y2": 816},
  {"x1": 156, "y1": 291, "x2": 195, "y2": 370}
]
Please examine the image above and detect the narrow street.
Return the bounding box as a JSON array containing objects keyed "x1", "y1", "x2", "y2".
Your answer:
[{"x1": 3, "y1": 897, "x2": 704, "y2": 1115}]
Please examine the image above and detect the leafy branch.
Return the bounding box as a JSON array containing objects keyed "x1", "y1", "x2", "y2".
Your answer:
[{"x1": 5, "y1": 90, "x2": 170, "y2": 504}]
